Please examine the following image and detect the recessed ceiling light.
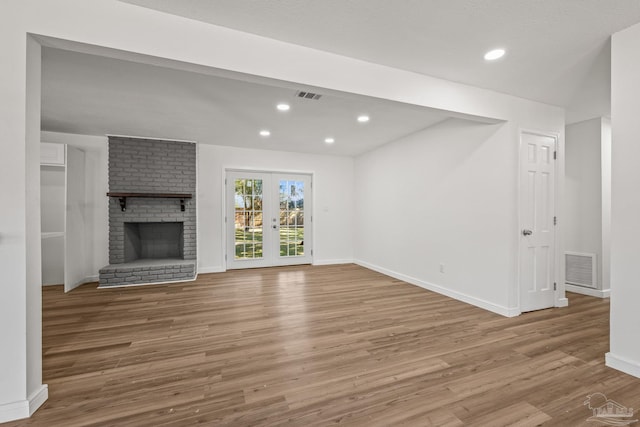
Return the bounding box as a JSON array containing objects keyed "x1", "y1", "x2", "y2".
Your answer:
[
  {"x1": 324, "y1": 137, "x2": 335, "y2": 144},
  {"x1": 259, "y1": 130, "x2": 271, "y2": 137},
  {"x1": 276, "y1": 103, "x2": 290, "y2": 111},
  {"x1": 484, "y1": 48, "x2": 505, "y2": 61},
  {"x1": 357, "y1": 115, "x2": 370, "y2": 123}
]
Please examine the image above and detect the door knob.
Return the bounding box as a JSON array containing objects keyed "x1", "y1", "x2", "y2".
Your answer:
[{"x1": 522, "y1": 229, "x2": 533, "y2": 236}]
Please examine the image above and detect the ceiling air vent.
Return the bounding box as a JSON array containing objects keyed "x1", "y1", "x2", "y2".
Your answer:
[{"x1": 296, "y1": 91, "x2": 322, "y2": 100}]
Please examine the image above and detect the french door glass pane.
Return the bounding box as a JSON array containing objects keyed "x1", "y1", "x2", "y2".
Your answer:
[
  {"x1": 234, "y1": 178, "x2": 263, "y2": 259},
  {"x1": 279, "y1": 180, "x2": 304, "y2": 257}
]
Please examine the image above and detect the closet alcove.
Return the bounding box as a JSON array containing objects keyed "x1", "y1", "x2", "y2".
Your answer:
[{"x1": 40, "y1": 142, "x2": 87, "y2": 292}]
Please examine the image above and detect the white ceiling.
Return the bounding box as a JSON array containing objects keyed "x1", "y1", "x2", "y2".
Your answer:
[
  {"x1": 121, "y1": 0, "x2": 640, "y2": 107},
  {"x1": 42, "y1": 1, "x2": 640, "y2": 156},
  {"x1": 41, "y1": 47, "x2": 457, "y2": 156}
]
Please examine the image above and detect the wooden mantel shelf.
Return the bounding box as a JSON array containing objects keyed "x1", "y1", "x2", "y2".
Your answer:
[
  {"x1": 107, "y1": 192, "x2": 192, "y2": 198},
  {"x1": 107, "y1": 192, "x2": 192, "y2": 212}
]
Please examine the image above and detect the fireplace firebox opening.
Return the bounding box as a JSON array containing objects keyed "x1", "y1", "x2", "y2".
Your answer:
[{"x1": 124, "y1": 222, "x2": 184, "y2": 262}]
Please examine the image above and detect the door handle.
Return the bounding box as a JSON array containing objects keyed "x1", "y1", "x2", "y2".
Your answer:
[{"x1": 522, "y1": 229, "x2": 533, "y2": 236}]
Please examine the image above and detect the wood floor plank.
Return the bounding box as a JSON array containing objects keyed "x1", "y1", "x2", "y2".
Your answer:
[{"x1": 3, "y1": 264, "x2": 639, "y2": 426}]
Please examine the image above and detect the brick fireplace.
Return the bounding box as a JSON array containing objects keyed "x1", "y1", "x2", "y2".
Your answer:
[{"x1": 98, "y1": 136, "x2": 197, "y2": 287}]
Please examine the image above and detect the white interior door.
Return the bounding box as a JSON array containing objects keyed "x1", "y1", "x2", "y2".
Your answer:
[
  {"x1": 226, "y1": 171, "x2": 312, "y2": 269},
  {"x1": 519, "y1": 132, "x2": 557, "y2": 312}
]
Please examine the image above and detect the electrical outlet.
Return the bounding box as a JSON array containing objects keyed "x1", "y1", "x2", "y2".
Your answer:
[{"x1": 439, "y1": 263, "x2": 445, "y2": 273}]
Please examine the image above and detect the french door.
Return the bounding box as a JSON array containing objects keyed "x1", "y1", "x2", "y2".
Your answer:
[{"x1": 226, "y1": 171, "x2": 312, "y2": 269}]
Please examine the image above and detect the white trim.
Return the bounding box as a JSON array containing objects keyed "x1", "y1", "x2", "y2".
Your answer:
[
  {"x1": 40, "y1": 142, "x2": 65, "y2": 166},
  {"x1": 198, "y1": 260, "x2": 360, "y2": 271},
  {"x1": 221, "y1": 167, "x2": 228, "y2": 271},
  {"x1": 28, "y1": 385, "x2": 48, "y2": 416},
  {"x1": 97, "y1": 275, "x2": 197, "y2": 289},
  {"x1": 73, "y1": 275, "x2": 98, "y2": 288},
  {"x1": 0, "y1": 385, "x2": 48, "y2": 423},
  {"x1": 40, "y1": 231, "x2": 65, "y2": 239},
  {"x1": 105, "y1": 134, "x2": 196, "y2": 144},
  {"x1": 556, "y1": 297, "x2": 569, "y2": 307},
  {"x1": 198, "y1": 266, "x2": 226, "y2": 274},
  {"x1": 606, "y1": 353, "x2": 640, "y2": 379},
  {"x1": 566, "y1": 284, "x2": 611, "y2": 298},
  {"x1": 313, "y1": 259, "x2": 354, "y2": 266},
  {"x1": 195, "y1": 142, "x2": 200, "y2": 288},
  {"x1": 43, "y1": 277, "x2": 99, "y2": 290},
  {"x1": 356, "y1": 260, "x2": 520, "y2": 318},
  {"x1": 0, "y1": 400, "x2": 29, "y2": 424},
  {"x1": 47, "y1": 276, "x2": 99, "y2": 289}
]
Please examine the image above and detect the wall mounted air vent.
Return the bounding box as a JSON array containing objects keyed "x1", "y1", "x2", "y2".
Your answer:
[
  {"x1": 565, "y1": 252, "x2": 597, "y2": 288},
  {"x1": 296, "y1": 91, "x2": 322, "y2": 100}
]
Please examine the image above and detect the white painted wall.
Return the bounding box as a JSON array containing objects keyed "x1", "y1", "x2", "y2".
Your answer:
[
  {"x1": 198, "y1": 144, "x2": 354, "y2": 272},
  {"x1": 1, "y1": 0, "x2": 563, "y2": 421},
  {"x1": 40, "y1": 132, "x2": 355, "y2": 276},
  {"x1": 565, "y1": 41, "x2": 611, "y2": 125},
  {"x1": 41, "y1": 235, "x2": 65, "y2": 285},
  {"x1": 608, "y1": 22, "x2": 640, "y2": 378},
  {"x1": 564, "y1": 118, "x2": 603, "y2": 289},
  {"x1": 354, "y1": 114, "x2": 564, "y2": 317},
  {"x1": 40, "y1": 166, "x2": 65, "y2": 234},
  {"x1": 355, "y1": 119, "x2": 512, "y2": 313}
]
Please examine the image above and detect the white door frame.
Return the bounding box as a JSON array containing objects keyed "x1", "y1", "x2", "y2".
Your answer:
[
  {"x1": 224, "y1": 168, "x2": 314, "y2": 270},
  {"x1": 517, "y1": 129, "x2": 567, "y2": 313}
]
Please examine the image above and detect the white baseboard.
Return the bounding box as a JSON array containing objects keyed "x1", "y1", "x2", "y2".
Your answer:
[
  {"x1": 197, "y1": 266, "x2": 226, "y2": 274},
  {"x1": 45, "y1": 275, "x2": 99, "y2": 288},
  {"x1": 566, "y1": 284, "x2": 611, "y2": 298},
  {"x1": 0, "y1": 384, "x2": 48, "y2": 423},
  {"x1": 0, "y1": 400, "x2": 29, "y2": 424},
  {"x1": 355, "y1": 260, "x2": 520, "y2": 317},
  {"x1": 198, "y1": 260, "x2": 355, "y2": 272},
  {"x1": 313, "y1": 259, "x2": 354, "y2": 266},
  {"x1": 556, "y1": 297, "x2": 569, "y2": 307},
  {"x1": 73, "y1": 275, "x2": 99, "y2": 288},
  {"x1": 606, "y1": 353, "x2": 640, "y2": 379},
  {"x1": 28, "y1": 385, "x2": 48, "y2": 416}
]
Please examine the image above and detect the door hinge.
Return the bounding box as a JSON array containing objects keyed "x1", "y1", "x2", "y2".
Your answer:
[
  {"x1": 225, "y1": 216, "x2": 227, "y2": 223},
  {"x1": 553, "y1": 216, "x2": 557, "y2": 226},
  {"x1": 225, "y1": 254, "x2": 227, "y2": 261},
  {"x1": 554, "y1": 282, "x2": 557, "y2": 291},
  {"x1": 553, "y1": 151, "x2": 557, "y2": 160},
  {"x1": 225, "y1": 178, "x2": 227, "y2": 185},
  {"x1": 311, "y1": 249, "x2": 313, "y2": 256}
]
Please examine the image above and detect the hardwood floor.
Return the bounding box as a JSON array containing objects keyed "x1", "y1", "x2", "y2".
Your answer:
[{"x1": 4, "y1": 264, "x2": 638, "y2": 426}]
